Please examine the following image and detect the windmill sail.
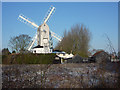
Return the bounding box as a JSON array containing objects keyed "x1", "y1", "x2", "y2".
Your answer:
[{"x1": 18, "y1": 6, "x2": 62, "y2": 53}]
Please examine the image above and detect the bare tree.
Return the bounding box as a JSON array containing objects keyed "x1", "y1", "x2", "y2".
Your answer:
[
  {"x1": 8, "y1": 34, "x2": 31, "y2": 53},
  {"x1": 55, "y1": 24, "x2": 91, "y2": 57}
]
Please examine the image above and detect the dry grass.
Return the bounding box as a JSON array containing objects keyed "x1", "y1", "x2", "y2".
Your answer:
[{"x1": 2, "y1": 63, "x2": 120, "y2": 88}]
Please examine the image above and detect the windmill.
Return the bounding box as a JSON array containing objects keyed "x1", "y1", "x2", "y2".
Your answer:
[{"x1": 18, "y1": 6, "x2": 62, "y2": 53}]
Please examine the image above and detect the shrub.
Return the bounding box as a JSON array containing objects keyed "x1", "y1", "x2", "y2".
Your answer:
[{"x1": 2, "y1": 53, "x2": 56, "y2": 64}]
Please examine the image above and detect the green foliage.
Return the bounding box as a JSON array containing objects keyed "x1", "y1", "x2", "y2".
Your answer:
[
  {"x1": 2, "y1": 53, "x2": 56, "y2": 64},
  {"x1": 2, "y1": 48, "x2": 11, "y2": 55},
  {"x1": 2, "y1": 55, "x2": 6, "y2": 60}
]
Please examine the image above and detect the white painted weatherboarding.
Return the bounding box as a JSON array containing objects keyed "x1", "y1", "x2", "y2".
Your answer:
[{"x1": 18, "y1": 6, "x2": 62, "y2": 53}]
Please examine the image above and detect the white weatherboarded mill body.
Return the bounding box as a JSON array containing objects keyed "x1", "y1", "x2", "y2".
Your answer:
[
  {"x1": 34, "y1": 23, "x2": 51, "y2": 53},
  {"x1": 18, "y1": 6, "x2": 62, "y2": 53}
]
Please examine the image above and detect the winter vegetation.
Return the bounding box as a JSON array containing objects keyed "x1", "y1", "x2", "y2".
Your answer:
[
  {"x1": 8, "y1": 34, "x2": 31, "y2": 53},
  {"x1": 1, "y1": 2, "x2": 119, "y2": 88},
  {"x1": 1, "y1": 24, "x2": 120, "y2": 88},
  {"x1": 2, "y1": 63, "x2": 120, "y2": 88},
  {"x1": 55, "y1": 24, "x2": 91, "y2": 57},
  {"x1": 2, "y1": 53, "x2": 56, "y2": 64}
]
